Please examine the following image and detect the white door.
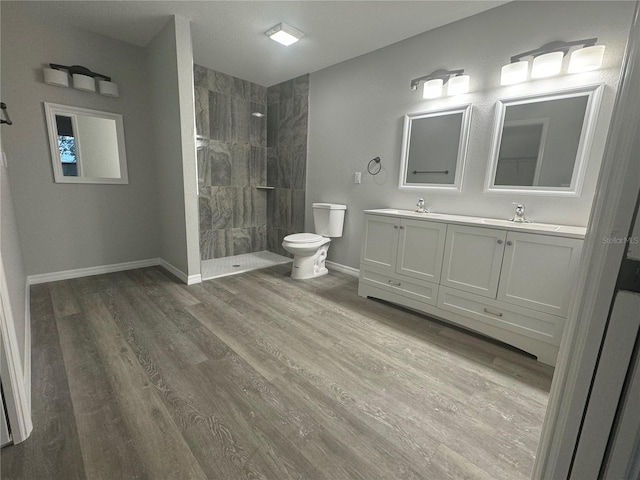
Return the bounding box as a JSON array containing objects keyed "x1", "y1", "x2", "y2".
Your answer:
[
  {"x1": 497, "y1": 232, "x2": 583, "y2": 317},
  {"x1": 360, "y1": 215, "x2": 400, "y2": 271},
  {"x1": 395, "y1": 219, "x2": 447, "y2": 283},
  {"x1": 440, "y1": 225, "x2": 506, "y2": 298}
]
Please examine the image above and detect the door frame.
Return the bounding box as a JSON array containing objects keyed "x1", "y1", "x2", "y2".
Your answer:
[{"x1": 533, "y1": 3, "x2": 640, "y2": 478}]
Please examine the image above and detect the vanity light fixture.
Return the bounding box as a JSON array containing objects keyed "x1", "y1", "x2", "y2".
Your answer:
[
  {"x1": 43, "y1": 64, "x2": 119, "y2": 97},
  {"x1": 410, "y1": 69, "x2": 470, "y2": 99},
  {"x1": 265, "y1": 23, "x2": 305, "y2": 46},
  {"x1": 501, "y1": 38, "x2": 605, "y2": 85}
]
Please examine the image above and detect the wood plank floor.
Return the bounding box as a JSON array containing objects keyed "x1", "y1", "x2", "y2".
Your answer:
[{"x1": 1, "y1": 265, "x2": 553, "y2": 480}]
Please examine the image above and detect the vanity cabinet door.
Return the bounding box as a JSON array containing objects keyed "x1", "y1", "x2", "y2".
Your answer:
[
  {"x1": 497, "y1": 232, "x2": 583, "y2": 316},
  {"x1": 361, "y1": 215, "x2": 400, "y2": 271},
  {"x1": 441, "y1": 225, "x2": 507, "y2": 298},
  {"x1": 396, "y1": 219, "x2": 447, "y2": 283}
]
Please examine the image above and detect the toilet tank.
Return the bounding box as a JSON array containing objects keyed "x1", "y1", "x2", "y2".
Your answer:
[{"x1": 313, "y1": 203, "x2": 347, "y2": 237}]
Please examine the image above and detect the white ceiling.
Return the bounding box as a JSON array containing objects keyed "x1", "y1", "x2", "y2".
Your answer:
[{"x1": 14, "y1": 1, "x2": 507, "y2": 87}]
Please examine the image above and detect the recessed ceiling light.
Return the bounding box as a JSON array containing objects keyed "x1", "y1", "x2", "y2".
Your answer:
[
  {"x1": 252, "y1": 112, "x2": 265, "y2": 117},
  {"x1": 265, "y1": 23, "x2": 304, "y2": 46}
]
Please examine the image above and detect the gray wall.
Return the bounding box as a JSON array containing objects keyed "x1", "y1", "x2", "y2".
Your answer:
[
  {"x1": 194, "y1": 64, "x2": 268, "y2": 259},
  {"x1": 146, "y1": 16, "x2": 197, "y2": 277},
  {"x1": 307, "y1": 1, "x2": 634, "y2": 269},
  {"x1": 266, "y1": 75, "x2": 309, "y2": 257},
  {"x1": 0, "y1": 2, "x2": 161, "y2": 275}
]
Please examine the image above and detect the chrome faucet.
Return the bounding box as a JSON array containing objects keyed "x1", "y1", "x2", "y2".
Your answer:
[
  {"x1": 416, "y1": 198, "x2": 430, "y2": 213},
  {"x1": 510, "y1": 202, "x2": 531, "y2": 223}
]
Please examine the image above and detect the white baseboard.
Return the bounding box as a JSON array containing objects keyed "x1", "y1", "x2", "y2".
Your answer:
[
  {"x1": 27, "y1": 258, "x2": 161, "y2": 285},
  {"x1": 326, "y1": 260, "x2": 360, "y2": 277},
  {"x1": 157, "y1": 259, "x2": 201, "y2": 284}
]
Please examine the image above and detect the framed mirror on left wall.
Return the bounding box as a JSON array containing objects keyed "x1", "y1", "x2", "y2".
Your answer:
[{"x1": 44, "y1": 102, "x2": 128, "y2": 184}]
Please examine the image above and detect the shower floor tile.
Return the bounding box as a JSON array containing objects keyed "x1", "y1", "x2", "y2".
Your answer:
[{"x1": 201, "y1": 250, "x2": 291, "y2": 280}]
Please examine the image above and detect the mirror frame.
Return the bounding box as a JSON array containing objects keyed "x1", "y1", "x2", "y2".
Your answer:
[
  {"x1": 44, "y1": 102, "x2": 128, "y2": 185},
  {"x1": 484, "y1": 83, "x2": 603, "y2": 196},
  {"x1": 398, "y1": 104, "x2": 472, "y2": 192}
]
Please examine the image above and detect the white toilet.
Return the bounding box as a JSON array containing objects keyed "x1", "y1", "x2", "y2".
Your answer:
[{"x1": 282, "y1": 203, "x2": 347, "y2": 280}]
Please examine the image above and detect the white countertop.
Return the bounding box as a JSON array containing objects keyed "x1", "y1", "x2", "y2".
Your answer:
[{"x1": 364, "y1": 209, "x2": 587, "y2": 239}]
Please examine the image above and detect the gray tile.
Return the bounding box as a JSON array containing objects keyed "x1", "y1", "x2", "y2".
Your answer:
[
  {"x1": 267, "y1": 85, "x2": 280, "y2": 105},
  {"x1": 266, "y1": 226, "x2": 279, "y2": 253},
  {"x1": 251, "y1": 83, "x2": 267, "y2": 105},
  {"x1": 197, "y1": 146, "x2": 210, "y2": 188},
  {"x1": 209, "y1": 187, "x2": 234, "y2": 229},
  {"x1": 252, "y1": 225, "x2": 267, "y2": 252},
  {"x1": 194, "y1": 87, "x2": 210, "y2": 139},
  {"x1": 212, "y1": 229, "x2": 232, "y2": 258},
  {"x1": 209, "y1": 91, "x2": 231, "y2": 141},
  {"x1": 267, "y1": 188, "x2": 277, "y2": 227},
  {"x1": 209, "y1": 141, "x2": 232, "y2": 186},
  {"x1": 278, "y1": 98, "x2": 293, "y2": 146},
  {"x1": 194, "y1": 64, "x2": 208, "y2": 88},
  {"x1": 292, "y1": 95, "x2": 309, "y2": 146},
  {"x1": 291, "y1": 189, "x2": 306, "y2": 232},
  {"x1": 208, "y1": 69, "x2": 232, "y2": 95},
  {"x1": 230, "y1": 144, "x2": 250, "y2": 186},
  {"x1": 231, "y1": 228, "x2": 252, "y2": 255},
  {"x1": 250, "y1": 103, "x2": 267, "y2": 147},
  {"x1": 267, "y1": 147, "x2": 278, "y2": 188},
  {"x1": 276, "y1": 189, "x2": 291, "y2": 230},
  {"x1": 233, "y1": 187, "x2": 252, "y2": 228},
  {"x1": 293, "y1": 74, "x2": 309, "y2": 97},
  {"x1": 277, "y1": 144, "x2": 292, "y2": 189},
  {"x1": 279, "y1": 79, "x2": 294, "y2": 102},
  {"x1": 232, "y1": 77, "x2": 249, "y2": 99},
  {"x1": 250, "y1": 146, "x2": 267, "y2": 186},
  {"x1": 267, "y1": 102, "x2": 279, "y2": 147},
  {"x1": 292, "y1": 143, "x2": 307, "y2": 190},
  {"x1": 252, "y1": 188, "x2": 267, "y2": 226},
  {"x1": 230, "y1": 96, "x2": 250, "y2": 143},
  {"x1": 200, "y1": 228, "x2": 215, "y2": 260},
  {"x1": 199, "y1": 189, "x2": 212, "y2": 233}
]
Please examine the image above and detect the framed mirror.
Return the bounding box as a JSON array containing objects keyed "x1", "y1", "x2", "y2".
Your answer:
[
  {"x1": 44, "y1": 103, "x2": 128, "y2": 184},
  {"x1": 485, "y1": 84, "x2": 603, "y2": 196},
  {"x1": 398, "y1": 104, "x2": 471, "y2": 192}
]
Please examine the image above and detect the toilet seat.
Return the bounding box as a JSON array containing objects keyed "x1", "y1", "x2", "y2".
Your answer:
[{"x1": 283, "y1": 233, "x2": 324, "y2": 243}]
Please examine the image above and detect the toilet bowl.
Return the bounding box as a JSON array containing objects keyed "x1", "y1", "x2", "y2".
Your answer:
[
  {"x1": 282, "y1": 203, "x2": 347, "y2": 280},
  {"x1": 282, "y1": 233, "x2": 331, "y2": 280}
]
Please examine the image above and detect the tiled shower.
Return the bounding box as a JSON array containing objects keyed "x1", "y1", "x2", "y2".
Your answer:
[{"x1": 194, "y1": 64, "x2": 309, "y2": 263}]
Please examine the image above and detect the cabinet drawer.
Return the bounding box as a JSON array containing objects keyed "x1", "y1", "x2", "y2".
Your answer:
[
  {"x1": 360, "y1": 267, "x2": 438, "y2": 306},
  {"x1": 437, "y1": 286, "x2": 563, "y2": 345}
]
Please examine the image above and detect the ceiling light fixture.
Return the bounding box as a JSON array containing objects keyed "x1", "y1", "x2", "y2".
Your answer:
[
  {"x1": 501, "y1": 38, "x2": 605, "y2": 85},
  {"x1": 265, "y1": 23, "x2": 305, "y2": 46},
  {"x1": 43, "y1": 64, "x2": 119, "y2": 97},
  {"x1": 410, "y1": 69, "x2": 470, "y2": 99}
]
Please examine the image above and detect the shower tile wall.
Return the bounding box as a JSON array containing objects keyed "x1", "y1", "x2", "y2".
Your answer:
[
  {"x1": 194, "y1": 64, "x2": 268, "y2": 260},
  {"x1": 266, "y1": 75, "x2": 309, "y2": 257}
]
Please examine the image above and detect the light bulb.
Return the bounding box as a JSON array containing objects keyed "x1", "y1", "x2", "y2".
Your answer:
[
  {"x1": 423, "y1": 79, "x2": 443, "y2": 99},
  {"x1": 447, "y1": 75, "x2": 470, "y2": 95},
  {"x1": 501, "y1": 61, "x2": 529, "y2": 85},
  {"x1": 531, "y1": 51, "x2": 564, "y2": 78},
  {"x1": 569, "y1": 45, "x2": 605, "y2": 73}
]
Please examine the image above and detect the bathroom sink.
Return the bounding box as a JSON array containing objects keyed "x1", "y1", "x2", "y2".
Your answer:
[{"x1": 480, "y1": 218, "x2": 562, "y2": 232}]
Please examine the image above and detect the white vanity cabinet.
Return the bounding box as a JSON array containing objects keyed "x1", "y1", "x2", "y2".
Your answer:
[
  {"x1": 360, "y1": 215, "x2": 446, "y2": 306},
  {"x1": 358, "y1": 209, "x2": 586, "y2": 365}
]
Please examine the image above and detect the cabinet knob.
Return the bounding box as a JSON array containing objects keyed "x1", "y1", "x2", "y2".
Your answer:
[
  {"x1": 388, "y1": 280, "x2": 401, "y2": 286},
  {"x1": 507, "y1": 241, "x2": 513, "y2": 246},
  {"x1": 497, "y1": 239, "x2": 503, "y2": 244},
  {"x1": 399, "y1": 226, "x2": 405, "y2": 230},
  {"x1": 394, "y1": 225, "x2": 399, "y2": 229}
]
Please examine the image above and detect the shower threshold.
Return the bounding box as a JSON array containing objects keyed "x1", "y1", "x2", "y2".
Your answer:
[{"x1": 201, "y1": 250, "x2": 291, "y2": 281}]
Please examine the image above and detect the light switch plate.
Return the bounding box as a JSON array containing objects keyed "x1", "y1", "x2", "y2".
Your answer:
[{"x1": 354, "y1": 172, "x2": 361, "y2": 184}]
